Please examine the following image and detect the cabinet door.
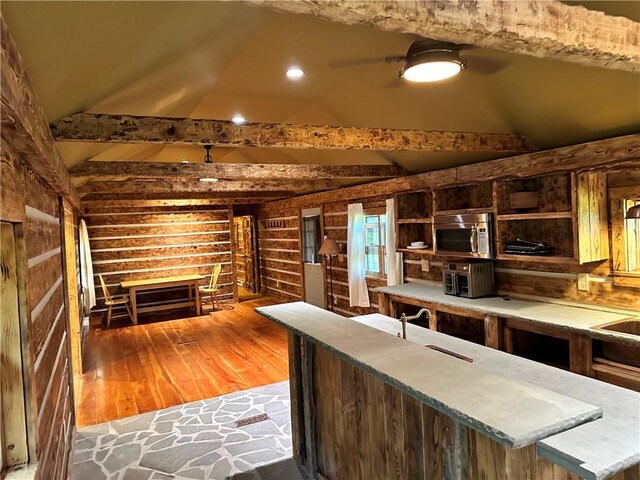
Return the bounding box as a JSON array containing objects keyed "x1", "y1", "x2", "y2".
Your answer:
[{"x1": 576, "y1": 172, "x2": 609, "y2": 264}]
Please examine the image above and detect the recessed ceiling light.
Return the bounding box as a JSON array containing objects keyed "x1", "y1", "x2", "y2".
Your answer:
[
  {"x1": 199, "y1": 177, "x2": 219, "y2": 183},
  {"x1": 286, "y1": 67, "x2": 304, "y2": 79},
  {"x1": 231, "y1": 114, "x2": 245, "y2": 125}
]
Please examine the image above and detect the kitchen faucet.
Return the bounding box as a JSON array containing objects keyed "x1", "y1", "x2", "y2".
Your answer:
[{"x1": 398, "y1": 308, "x2": 431, "y2": 340}]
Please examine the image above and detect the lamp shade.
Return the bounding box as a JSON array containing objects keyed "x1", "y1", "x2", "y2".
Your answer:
[
  {"x1": 319, "y1": 237, "x2": 340, "y2": 256},
  {"x1": 626, "y1": 204, "x2": 640, "y2": 219}
]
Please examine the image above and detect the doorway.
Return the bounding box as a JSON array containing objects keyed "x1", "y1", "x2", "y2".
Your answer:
[
  {"x1": 233, "y1": 215, "x2": 260, "y2": 302},
  {"x1": 301, "y1": 208, "x2": 326, "y2": 308}
]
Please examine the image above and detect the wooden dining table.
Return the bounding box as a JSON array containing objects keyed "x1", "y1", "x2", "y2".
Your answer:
[{"x1": 120, "y1": 274, "x2": 205, "y2": 324}]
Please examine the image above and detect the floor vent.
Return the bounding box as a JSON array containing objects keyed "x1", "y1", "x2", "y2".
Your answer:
[{"x1": 235, "y1": 413, "x2": 270, "y2": 428}]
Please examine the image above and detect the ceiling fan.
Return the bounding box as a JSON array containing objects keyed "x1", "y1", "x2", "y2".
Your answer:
[{"x1": 331, "y1": 38, "x2": 505, "y2": 83}]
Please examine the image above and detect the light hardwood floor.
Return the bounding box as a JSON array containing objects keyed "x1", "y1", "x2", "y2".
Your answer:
[{"x1": 76, "y1": 297, "x2": 289, "y2": 427}]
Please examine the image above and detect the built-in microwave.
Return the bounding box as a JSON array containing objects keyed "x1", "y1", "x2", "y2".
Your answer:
[{"x1": 433, "y1": 213, "x2": 493, "y2": 259}]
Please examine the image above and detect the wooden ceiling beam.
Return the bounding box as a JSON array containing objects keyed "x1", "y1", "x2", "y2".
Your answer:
[
  {"x1": 81, "y1": 198, "x2": 275, "y2": 209},
  {"x1": 69, "y1": 161, "x2": 405, "y2": 180},
  {"x1": 1, "y1": 16, "x2": 80, "y2": 207},
  {"x1": 51, "y1": 113, "x2": 535, "y2": 153},
  {"x1": 77, "y1": 179, "x2": 336, "y2": 195},
  {"x1": 242, "y1": 0, "x2": 640, "y2": 73},
  {"x1": 261, "y1": 134, "x2": 640, "y2": 210},
  {"x1": 79, "y1": 191, "x2": 291, "y2": 201}
]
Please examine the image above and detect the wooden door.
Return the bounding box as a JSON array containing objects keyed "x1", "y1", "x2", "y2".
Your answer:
[
  {"x1": 233, "y1": 216, "x2": 258, "y2": 294},
  {"x1": 242, "y1": 216, "x2": 256, "y2": 293}
]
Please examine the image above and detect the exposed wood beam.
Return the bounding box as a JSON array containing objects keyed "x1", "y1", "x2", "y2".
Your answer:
[
  {"x1": 0, "y1": 16, "x2": 80, "y2": 207},
  {"x1": 51, "y1": 113, "x2": 535, "y2": 153},
  {"x1": 261, "y1": 134, "x2": 640, "y2": 210},
  {"x1": 69, "y1": 161, "x2": 405, "y2": 180},
  {"x1": 79, "y1": 192, "x2": 291, "y2": 201},
  {"x1": 77, "y1": 179, "x2": 337, "y2": 195},
  {"x1": 242, "y1": 0, "x2": 640, "y2": 73},
  {"x1": 81, "y1": 198, "x2": 273, "y2": 209}
]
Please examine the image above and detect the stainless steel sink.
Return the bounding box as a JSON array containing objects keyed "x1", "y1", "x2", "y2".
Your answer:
[{"x1": 593, "y1": 318, "x2": 640, "y2": 336}]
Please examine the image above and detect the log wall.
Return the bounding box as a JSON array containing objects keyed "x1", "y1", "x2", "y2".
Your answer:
[
  {"x1": 0, "y1": 151, "x2": 75, "y2": 479},
  {"x1": 83, "y1": 205, "x2": 235, "y2": 317},
  {"x1": 257, "y1": 204, "x2": 303, "y2": 301},
  {"x1": 257, "y1": 171, "x2": 640, "y2": 314}
]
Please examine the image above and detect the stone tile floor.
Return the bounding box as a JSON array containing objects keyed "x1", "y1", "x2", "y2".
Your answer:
[{"x1": 72, "y1": 381, "x2": 309, "y2": 480}]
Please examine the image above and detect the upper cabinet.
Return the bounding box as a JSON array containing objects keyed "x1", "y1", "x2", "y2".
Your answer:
[
  {"x1": 495, "y1": 172, "x2": 609, "y2": 264},
  {"x1": 394, "y1": 172, "x2": 610, "y2": 265}
]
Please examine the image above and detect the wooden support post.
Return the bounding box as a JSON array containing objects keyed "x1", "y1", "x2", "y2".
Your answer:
[
  {"x1": 483, "y1": 314, "x2": 502, "y2": 350},
  {"x1": 429, "y1": 309, "x2": 439, "y2": 332},
  {"x1": 444, "y1": 419, "x2": 469, "y2": 480},
  {"x1": 569, "y1": 333, "x2": 593, "y2": 377},
  {"x1": 378, "y1": 292, "x2": 390, "y2": 316},
  {"x1": 503, "y1": 326, "x2": 514, "y2": 355},
  {"x1": 287, "y1": 333, "x2": 305, "y2": 464},
  {"x1": 301, "y1": 339, "x2": 318, "y2": 478}
]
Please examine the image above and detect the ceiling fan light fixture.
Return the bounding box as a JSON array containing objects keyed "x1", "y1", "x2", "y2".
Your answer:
[{"x1": 401, "y1": 49, "x2": 465, "y2": 82}]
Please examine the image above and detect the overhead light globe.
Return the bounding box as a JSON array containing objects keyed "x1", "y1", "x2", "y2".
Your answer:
[
  {"x1": 401, "y1": 49, "x2": 464, "y2": 82},
  {"x1": 231, "y1": 114, "x2": 245, "y2": 125},
  {"x1": 286, "y1": 66, "x2": 304, "y2": 79}
]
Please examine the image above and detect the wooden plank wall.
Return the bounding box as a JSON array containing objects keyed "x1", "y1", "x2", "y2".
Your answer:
[
  {"x1": 257, "y1": 170, "x2": 639, "y2": 314},
  {"x1": 84, "y1": 205, "x2": 235, "y2": 315},
  {"x1": 256, "y1": 205, "x2": 303, "y2": 301},
  {"x1": 0, "y1": 151, "x2": 75, "y2": 479}
]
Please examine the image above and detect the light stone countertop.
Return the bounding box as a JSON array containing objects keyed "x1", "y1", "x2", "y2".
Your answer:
[
  {"x1": 354, "y1": 313, "x2": 640, "y2": 480},
  {"x1": 375, "y1": 283, "x2": 640, "y2": 346},
  {"x1": 256, "y1": 302, "x2": 602, "y2": 450}
]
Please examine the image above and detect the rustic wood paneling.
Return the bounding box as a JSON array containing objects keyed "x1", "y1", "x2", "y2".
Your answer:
[
  {"x1": 87, "y1": 206, "x2": 234, "y2": 315},
  {"x1": 307, "y1": 342, "x2": 638, "y2": 480}
]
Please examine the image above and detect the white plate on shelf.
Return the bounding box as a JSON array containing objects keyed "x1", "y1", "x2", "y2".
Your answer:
[{"x1": 406, "y1": 245, "x2": 429, "y2": 249}]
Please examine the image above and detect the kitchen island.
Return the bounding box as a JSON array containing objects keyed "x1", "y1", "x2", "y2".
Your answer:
[{"x1": 254, "y1": 302, "x2": 627, "y2": 480}]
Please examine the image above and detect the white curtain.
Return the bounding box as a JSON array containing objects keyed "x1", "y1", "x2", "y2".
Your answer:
[
  {"x1": 79, "y1": 219, "x2": 96, "y2": 313},
  {"x1": 347, "y1": 203, "x2": 370, "y2": 307},
  {"x1": 385, "y1": 198, "x2": 404, "y2": 286}
]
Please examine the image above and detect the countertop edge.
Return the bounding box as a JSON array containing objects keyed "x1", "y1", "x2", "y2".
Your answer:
[{"x1": 256, "y1": 304, "x2": 603, "y2": 450}]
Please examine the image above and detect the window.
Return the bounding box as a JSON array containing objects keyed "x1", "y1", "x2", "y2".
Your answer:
[
  {"x1": 624, "y1": 199, "x2": 639, "y2": 273},
  {"x1": 364, "y1": 214, "x2": 386, "y2": 277},
  {"x1": 609, "y1": 186, "x2": 640, "y2": 288},
  {"x1": 302, "y1": 215, "x2": 321, "y2": 264}
]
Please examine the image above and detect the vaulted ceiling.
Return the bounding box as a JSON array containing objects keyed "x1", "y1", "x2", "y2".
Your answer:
[{"x1": 2, "y1": 1, "x2": 639, "y2": 201}]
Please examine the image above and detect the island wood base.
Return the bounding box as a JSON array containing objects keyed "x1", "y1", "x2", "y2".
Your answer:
[{"x1": 287, "y1": 332, "x2": 637, "y2": 480}]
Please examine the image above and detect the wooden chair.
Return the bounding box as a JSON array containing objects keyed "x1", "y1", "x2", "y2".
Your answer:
[
  {"x1": 99, "y1": 275, "x2": 132, "y2": 327},
  {"x1": 200, "y1": 264, "x2": 222, "y2": 311}
]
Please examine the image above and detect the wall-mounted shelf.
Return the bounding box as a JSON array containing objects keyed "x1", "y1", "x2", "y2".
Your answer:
[
  {"x1": 395, "y1": 190, "x2": 434, "y2": 254},
  {"x1": 494, "y1": 172, "x2": 608, "y2": 265}
]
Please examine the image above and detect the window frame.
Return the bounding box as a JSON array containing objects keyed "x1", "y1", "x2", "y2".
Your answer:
[
  {"x1": 301, "y1": 214, "x2": 321, "y2": 264},
  {"x1": 609, "y1": 186, "x2": 640, "y2": 288},
  {"x1": 363, "y1": 212, "x2": 387, "y2": 279}
]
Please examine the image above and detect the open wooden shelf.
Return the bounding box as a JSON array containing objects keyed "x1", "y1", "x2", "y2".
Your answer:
[
  {"x1": 396, "y1": 218, "x2": 433, "y2": 224},
  {"x1": 434, "y1": 183, "x2": 493, "y2": 213},
  {"x1": 496, "y1": 253, "x2": 577, "y2": 264},
  {"x1": 435, "y1": 207, "x2": 493, "y2": 216},
  {"x1": 496, "y1": 211, "x2": 573, "y2": 221},
  {"x1": 397, "y1": 247, "x2": 434, "y2": 255}
]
